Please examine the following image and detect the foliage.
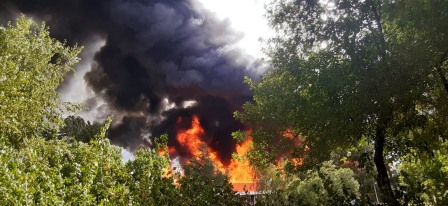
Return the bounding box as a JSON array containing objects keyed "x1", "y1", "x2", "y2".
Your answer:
[
  {"x1": 236, "y1": 0, "x2": 448, "y2": 204},
  {"x1": 398, "y1": 140, "x2": 448, "y2": 205},
  {"x1": 384, "y1": 0, "x2": 448, "y2": 94},
  {"x1": 126, "y1": 147, "x2": 180, "y2": 205},
  {"x1": 60, "y1": 115, "x2": 102, "y2": 142},
  {"x1": 256, "y1": 161, "x2": 360, "y2": 206},
  {"x1": 333, "y1": 138, "x2": 378, "y2": 203},
  {"x1": 0, "y1": 16, "x2": 82, "y2": 146},
  {"x1": 179, "y1": 146, "x2": 245, "y2": 206},
  {"x1": 0, "y1": 120, "x2": 190, "y2": 205},
  {"x1": 0, "y1": 119, "x2": 131, "y2": 205}
]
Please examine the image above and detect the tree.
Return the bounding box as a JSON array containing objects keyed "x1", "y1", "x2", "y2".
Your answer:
[
  {"x1": 0, "y1": 16, "x2": 82, "y2": 146},
  {"x1": 398, "y1": 141, "x2": 448, "y2": 205},
  {"x1": 256, "y1": 161, "x2": 360, "y2": 206},
  {"x1": 178, "y1": 145, "x2": 244, "y2": 206},
  {"x1": 60, "y1": 115, "x2": 102, "y2": 142},
  {"x1": 384, "y1": 1, "x2": 448, "y2": 95},
  {"x1": 0, "y1": 118, "x2": 131, "y2": 205},
  {"x1": 236, "y1": 0, "x2": 448, "y2": 204},
  {"x1": 125, "y1": 147, "x2": 180, "y2": 205},
  {"x1": 396, "y1": 113, "x2": 448, "y2": 205},
  {"x1": 0, "y1": 117, "x2": 182, "y2": 205}
]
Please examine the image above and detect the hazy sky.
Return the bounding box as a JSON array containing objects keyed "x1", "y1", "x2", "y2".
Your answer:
[{"x1": 198, "y1": 0, "x2": 274, "y2": 58}]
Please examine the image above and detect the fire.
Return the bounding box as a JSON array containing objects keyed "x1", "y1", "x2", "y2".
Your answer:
[
  {"x1": 173, "y1": 115, "x2": 257, "y2": 191},
  {"x1": 176, "y1": 116, "x2": 205, "y2": 158},
  {"x1": 227, "y1": 136, "x2": 254, "y2": 184},
  {"x1": 156, "y1": 146, "x2": 175, "y2": 179},
  {"x1": 284, "y1": 129, "x2": 301, "y2": 147},
  {"x1": 276, "y1": 129, "x2": 306, "y2": 168},
  {"x1": 227, "y1": 136, "x2": 257, "y2": 192},
  {"x1": 164, "y1": 123, "x2": 309, "y2": 191}
]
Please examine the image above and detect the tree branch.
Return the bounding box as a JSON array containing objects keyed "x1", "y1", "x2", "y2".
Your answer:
[{"x1": 369, "y1": 0, "x2": 387, "y2": 59}]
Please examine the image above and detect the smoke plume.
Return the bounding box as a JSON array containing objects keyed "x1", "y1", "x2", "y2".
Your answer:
[{"x1": 0, "y1": 0, "x2": 267, "y2": 162}]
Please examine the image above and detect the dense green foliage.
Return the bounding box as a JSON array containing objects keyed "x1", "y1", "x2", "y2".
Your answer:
[
  {"x1": 0, "y1": 129, "x2": 245, "y2": 205},
  {"x1": 256, "y1": 161, "x2": 360, "y2": 206},
  {"x1": 125, "y1": 148, "x2": 180, "y2": 205},
  {"x1": 0, "y1": 122, "x2": 178, "y2": 205},
  {"x1": 61, "y1": 115, "x2": 102, "y2": 142},
  {"x1": 0, "y1": 120, "x2": 131, "y2": 205},
  {"x1": 236, "y1": 0, "x2": 448, "y2": 205},
  {"x1": 179, "y1": 148, "x2": 245, "y2": 206},
  {"x1": 398, "y1": 140, "x2": 448, "y2": 204},
  {"x1": 0, "y1": 16, "x2": 82, "y2": 146}
]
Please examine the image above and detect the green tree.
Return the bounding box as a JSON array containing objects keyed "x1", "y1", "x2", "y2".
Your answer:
[
  {"x1": 125, "y1": 146, "x2": 179, "y2": 205},
  {"x1": 60, "y1": 115, "x2": 102, "y2": 142},
  {"x1": 0, "y1": 118, "x2": 131, "y2": 205},
  {"x1": 0, "y1": 119, "x2": 186, "y2": 205},
  {"x1": 236, "y1": 0, "x2": 448, "y2": 204},
  {"x1": 256, "y1": 161, "x2": 360, "y2": 206},
  {"x1": 384, "y1": 0, "x2": 448, "y2": 95},
  {"x1": 88, "y1": 118, "x2": 131, "y2": 205},
  {"x1": 398, "y1": 142, "x2": 448, "y2": 205},
  {"x1": 396, "y1": 111, "x2": 448, "y2": 205},
  {"x1": 0, "y1": 16, "x2": 82, "y2": 146},
  {"x1": 179, "y1": 145, "x2": 244, "y2": 206},
  {"x1": 289, "y1": 161, "x2": 360, "y2": 205}
]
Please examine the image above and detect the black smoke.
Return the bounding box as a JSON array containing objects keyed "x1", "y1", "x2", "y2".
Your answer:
[{"x1": 0, "y1": 0, "x2": 265, "y2": 163}]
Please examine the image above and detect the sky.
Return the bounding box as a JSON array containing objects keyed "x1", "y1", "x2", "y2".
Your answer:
[{"x1": 198, "y1": 0, "x2": 274, "y2": 58}]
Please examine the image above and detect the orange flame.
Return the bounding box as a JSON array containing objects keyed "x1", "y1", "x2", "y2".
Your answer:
[
  {"x1": 174, "y1": 115, "x2": 256, "y2": 192},
  {"x1": 227, "y1": 136, "x2": 254, "y2": 184},
  {"x1": 156, "y1": 146, "x2": 175, "y2": 179},
  {"x1": 274, "y1": 129, "x2": 307, "y2": 168},
  {"x1": 176, "y1": 116, "x2": 205, "y2": 158},
  {"x1": 227, "y1": 136, "x2": 257, "y2": 192}
]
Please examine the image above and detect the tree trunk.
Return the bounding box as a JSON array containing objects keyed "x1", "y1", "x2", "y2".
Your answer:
[
  {"x1": 435, "y1": 50, "x2": 448, "y2": 94},
  {"x1": 374, "y1": 117, "x2": 401, "y2": 206}
]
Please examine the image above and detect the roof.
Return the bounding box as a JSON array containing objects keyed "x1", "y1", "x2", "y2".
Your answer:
[{"x1": 232, "y1": 182, "x2": 258, "y2": 193}]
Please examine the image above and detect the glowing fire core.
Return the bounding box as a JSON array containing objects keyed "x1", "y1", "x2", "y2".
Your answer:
[{"x1": 171, "y1": 115, "x2": 256, "y2": 191}]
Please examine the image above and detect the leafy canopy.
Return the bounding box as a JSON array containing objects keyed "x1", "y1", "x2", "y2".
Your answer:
[
  {"x1": 0, "y1": 16, "x2": 82, "y2": 146},
  {"x1": 236, "y1": 0, "x2": 448, "y2": 204}
]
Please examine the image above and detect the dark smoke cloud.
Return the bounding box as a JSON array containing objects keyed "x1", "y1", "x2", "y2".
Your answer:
[{"x1": 0, "y1": 0, "x2": 267, "y2": 162}]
